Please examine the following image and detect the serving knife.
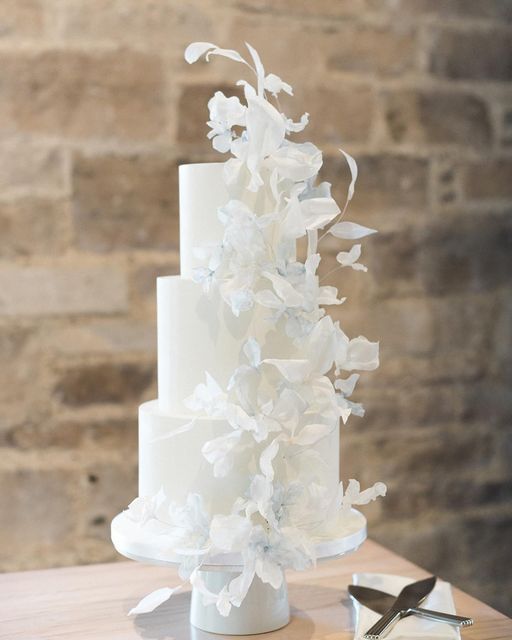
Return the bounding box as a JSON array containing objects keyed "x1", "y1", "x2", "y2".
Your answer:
[
  {"x1": 362, "y1": 576, "x2": 436, "y2": 639},
  {"x1": 349, "y1": 584, "x2": 474, "y2": 628}
]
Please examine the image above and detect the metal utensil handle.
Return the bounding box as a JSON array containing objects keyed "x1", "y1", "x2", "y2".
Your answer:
[
  {"x1": 412, "y1": 607, "x2": 474, "y2": 627},
  {"x1": 363, "y1": 609, "x2": 402, "y2": 639}
]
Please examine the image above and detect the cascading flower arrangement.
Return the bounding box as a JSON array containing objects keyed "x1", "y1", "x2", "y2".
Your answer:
[{"x1": 126, "y1": 42, "x2": 386, "y2": 617}]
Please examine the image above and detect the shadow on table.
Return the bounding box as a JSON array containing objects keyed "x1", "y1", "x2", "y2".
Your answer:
[{"x1": 131, "y1": 582, "x2": 354, "y2": 639}]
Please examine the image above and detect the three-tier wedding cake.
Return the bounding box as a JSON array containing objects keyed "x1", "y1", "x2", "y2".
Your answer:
[{"x1": 112, "y1": 41, "x2": 385, "y2": 630}]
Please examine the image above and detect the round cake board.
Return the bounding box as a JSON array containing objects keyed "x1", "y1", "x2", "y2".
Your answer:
[{"x1": 111, "y1": 509, "x2": 366, "y2": 635}]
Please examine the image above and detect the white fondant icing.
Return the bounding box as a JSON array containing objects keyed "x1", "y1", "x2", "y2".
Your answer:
[
  {"x1": 139, "y1": 401, "x2": 249, "y2": 518},
  {"x1": 179, "y1": 163, "x2": 227, "y2": 279}
]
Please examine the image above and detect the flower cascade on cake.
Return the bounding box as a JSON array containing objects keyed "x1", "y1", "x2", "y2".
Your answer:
[{"x1": 126, "y1": 42, "x2": 386, "y2": 617}]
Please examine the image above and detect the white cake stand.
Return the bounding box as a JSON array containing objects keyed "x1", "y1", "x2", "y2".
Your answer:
[{"x1": 111, "y1": 509, "x2": 366, "y2": 635}]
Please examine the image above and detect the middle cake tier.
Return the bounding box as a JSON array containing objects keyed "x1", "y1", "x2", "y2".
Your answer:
[{"x1": 157, "y1": 275, "x2": 296, "y2": 412}]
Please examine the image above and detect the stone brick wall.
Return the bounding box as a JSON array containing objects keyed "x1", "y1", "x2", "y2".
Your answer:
[{"x1": 1, "y1": 0, "x2": 511, "y2": 615}]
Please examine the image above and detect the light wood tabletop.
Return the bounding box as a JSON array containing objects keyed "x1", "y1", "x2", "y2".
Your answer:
[{"x1": 0, "y1": 539, "x2": 510, "y2": 640}]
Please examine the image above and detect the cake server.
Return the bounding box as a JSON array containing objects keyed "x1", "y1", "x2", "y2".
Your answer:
[
  {"x1": 362, "y1": 576, "x2": 436, "y2": 639},
  {"x1": 349, "y1": 584, "x2": 473, "y2": 627}
]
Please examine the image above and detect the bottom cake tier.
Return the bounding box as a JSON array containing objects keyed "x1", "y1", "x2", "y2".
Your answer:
[{"x1": 139, "y1": 399, "x2": 340, "y2": 522}]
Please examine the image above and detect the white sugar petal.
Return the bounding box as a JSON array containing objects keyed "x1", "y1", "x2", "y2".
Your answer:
[
  {"x1": 245, "y1": 42, "x2": 265, "y2": 94},
  {"x1": 264, "y1": 73, "x2": 293, "y2": 96},
  {"x1": 263, "y1": 272, "x2": 303, "y2": 307},
  {"x1": 207, "y1": 48, "x2": 247, "y2": 64},
  {"x1": 334, "y1": 373, "x2": 360, "y2": 397},
  {"x1": 345, "y1": 336, "x2": 380, "y2": 371},
  {"x1": 128, "y1": 586, "x2": 180, "y2": 615},
  {"x1": 255, "y1": 557, "x2": 283, "y2": 589},
  {"x1": 292, "y1": 423, "x2": 333, "y2": 446},
  {"x1": 254, "y1": 289, "x2": 283, "y2": 309},
  {"x1": 336, "y1": 244, "x2": 367, "y2": 271},
  {"x1": 329, "y1": 221, "x2": 377, "y2": 240},
  {"x1": 300, "y1": 197, "x2": 340, "y2": 230},
  {"x1": 337, "y1": 243, "x2": 361, "y2": 265},
  {"x1": 210, "y1": 514, "x2": 252, "y2": 552},
  {"x1": 228, "y1": 566, "x2": 256, "y2": 607},
  {"x1": 184, "y1": 41, "x2": 216, "y2": 63},
  {"x1": 339, "y1": 148, "x2": 358, "y2": 201},
  {"x1": 284, "y1": 112, "x2": 309, "y2": 133},
  {"x1": 339, "y1": 407, "x2": 352, "y2": 424},
  {"x1": 263, "y1": 358, "x2": 311, "y2": 383},
  {"x1": 260, "y1": 438, "x2": 280, "y2": 481},
  {"x1": 243, "y1": 337, "x2": 261, "y2": 368}
]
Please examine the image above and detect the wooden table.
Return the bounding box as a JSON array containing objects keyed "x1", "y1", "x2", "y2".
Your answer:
[{"x1": 0, "y1": 540, "x2": 510, "y2": 639}]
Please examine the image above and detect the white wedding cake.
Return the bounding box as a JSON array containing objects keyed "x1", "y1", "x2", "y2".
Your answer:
[{"x1": 112, "y1": 41, "x2": 385, "y2": 620}]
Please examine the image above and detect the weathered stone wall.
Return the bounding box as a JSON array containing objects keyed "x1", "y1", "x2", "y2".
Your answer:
[{"x1": 1, "y1": 0, "x2": 511, "y2": 615}]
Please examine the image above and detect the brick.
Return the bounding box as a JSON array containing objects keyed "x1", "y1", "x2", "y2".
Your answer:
[
  {"x1": 460, "y1": 381, "x2": 512, "y2": 425},
  {"x1": 368, "y1": 214, "x2": 512, "y2": 297},
  {"x1": 293, "y1": 84, "x2": 375, "y2": 145},
  {"x1": 357, "y1": 383, "x2": 467, "y2": 432},
  {"x1": 0, "y1": 326, "x2": 35, "y2": 405},
  {"x1": 327, "y1": 24, "x2": 417, "y2": 77},
  {"x1": 321, "y1": 153, "x2": 429, "y2": 214},
  {"x1": 0, "y1": 265, "x2": 128, "y2": 316},
  {"x1": 178, "y1": 83, "x2": 244, "y2": 147},
  {"x1": 364, "y1": 227, "x2": 419, "y2": 297},
  {"x1": 500, "y1": 104, "x2": 512, "y2": 147},
  {"x1": 0, "y1": 468, "x2": 75, "y2": 562},
  {"x1": 383, "y1": 476, "x2": 512, "y2": 519},
  {"x1": 43, "y1": 320, "x2": 156, "y2": 356},
  {"x1": 0, "y1": 0, "x2": 44, "y2": 38},
  {"x1": 0, "y1": 50, "x2": 165, "y2": 140},
  {"x1": 53, "y1": 361, "x2": 155, "y2": 407},
  {"x1": 0, "y1": 140, "x2": 66, "y2": 197},
  {"x1": 494, "y1": 292, "x2": 512, "y2": 381},
  {"x1": 418, "y1": 213, "x2": 512, "y2": 295},
  {"x1": 463, "y1": 159, "x2": 512, "y2": 200},
  {"x1": 0, "y1": 198, "x2": 71, "y2": 257},
  {"x1": 343, "y1": 426, "x2": 495, "y2": 489},
  {"x1": 2, "y1": 416, "x2": 138, "y2": 450},
  {"x1": 338, "y1": 297, "x2": 435, "y2": 357},
  {"x1": 131, "y1": 259, "x2": 180, "y2": 301},
  {"x1": 72, "y1": 152, "x2": 178, "y2": 252},
  {"x1": 226, "y1": 17, "x2": 326, "y2": 80},
  {"x1": 384, "y1": 89, "x2": 491, "y2": 148},
  {"x1": 385, "y1": 0, "x2": 512, "y2": 22},
  {"x1": 431, "y1": 294, "x2": 498, "y2": 355},
  {"x1": 429, "y1": 28, "x2": 512, "y2": 82},
  {"x1": 81, "y1": 460, "x2": 137, "y2": 541},
  {"x1": 55, "y1": 0, "x2": 175, "y2": 46},
  {"x1": 230, "y1": 0, "x2": 374, "y2": 18},
  {"x1": 384, "y1": 350, "x2": 487, "y2": 386},
  {"x1": 432, "y1": 158, "x2": 461, "y2": 206}
]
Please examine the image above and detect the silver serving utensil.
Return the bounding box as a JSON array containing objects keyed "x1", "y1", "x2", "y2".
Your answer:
[
  {"x1": 349, "y1": 584, "x2": 473, "y2": 628},
  {"x1": 363, "y1": 576, "x2": 437, "y2": 639}
]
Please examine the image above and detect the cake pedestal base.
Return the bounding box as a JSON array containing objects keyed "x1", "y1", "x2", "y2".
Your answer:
[
  {"x1": 111, "y1": 509, "x2": 366, "y2": 635},
  {"x1": 190, "y1": 570, "x2": 289, "y2": 635}
]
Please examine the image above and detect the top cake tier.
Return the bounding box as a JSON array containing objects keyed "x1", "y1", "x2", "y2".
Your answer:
[
  {"x1": 179, "y1": 162, "x2": 226, "y2": 279},
  {"x1": 179, "y1": 162, "x2": 275, "y2": 279}
]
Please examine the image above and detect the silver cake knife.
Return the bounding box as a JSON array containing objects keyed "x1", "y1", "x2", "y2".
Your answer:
[
  {"x1": 363, "y1": 576, "x2": 436, "y2": 639},
  {"x1": 349, "y1": 584, "x2": 473, "y2": 627}
]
